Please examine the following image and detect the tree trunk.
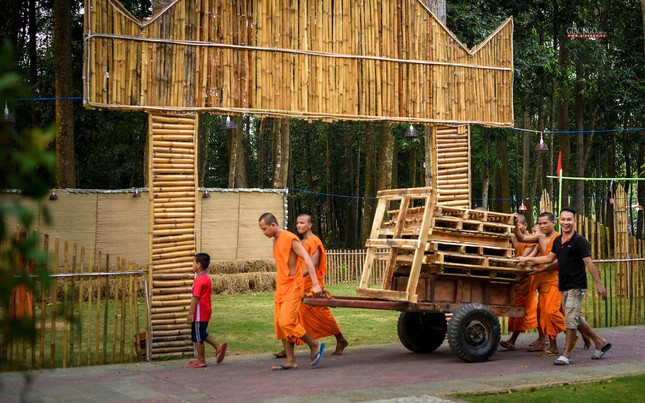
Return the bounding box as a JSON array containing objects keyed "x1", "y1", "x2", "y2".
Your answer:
[
  {"x1": 377, "y1": 122, "x2": 394, "y2": 191},
  {"x1": 638, "y1": 130, "x2": 645, "y2": 239},
  {"x1": 605, "y1": 137, "x2": 616, "y2": 238},
  {"x1": 272, "y1": 119, "x2": 289, "y2": 188},
  {"x1": 344, "y1": 131, "x2": 356, "y2": 247},
  {"x1": 556, "y1": 37, "x2": 570, "y2": 206},
  {"x1": 641, "y1": 0, "x2": 645, "y2": 55},
  {"x1": 521, "y1": 109, "x2": 532, "y2": 226},
  {"x1": 573, "y1": 58, "x2": 585, "y2": 214},
  {"x1": 423, "y1": 125, "x2": 434, "y2": 187},
  {"x1": 197, "y1": 115, "x2": 209, "y2": 187},
  {"x1": 28, "y1": 0, "x2": 39, "y2": 126},
  {"x1": 481, "y1": 136, "x2": 490, "y2": 210},
  {"x1": 492, "y1": 133, "x2": 511, "y2": 213},
  {"x1": 228, "y1": 116, "x2": 247, "y2": 188},
  {"x1": 54, "y1": 0, "x2": 76, "y2": 188},
  {"x1": 361, "y1": 122, "x2": 376, "y2": 244},
  {"x1": 423, "y1": 0, "x2": 446, "y2": 24}
]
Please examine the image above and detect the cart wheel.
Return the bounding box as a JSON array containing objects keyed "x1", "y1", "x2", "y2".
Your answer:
[
  {"x1": 397, "y1": 311, "x2": 447, "y2": 353},
  {"x1": 447, "y1": 303, "x2": 500, "y2": 363}
]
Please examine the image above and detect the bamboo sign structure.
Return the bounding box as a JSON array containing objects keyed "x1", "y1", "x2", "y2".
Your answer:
[
  {"x1": 83, "y1": 0, "x2": 514, "y2": 126},
  {"x1": 82, "y1": 0, "x2": 515, "y2": 357}
]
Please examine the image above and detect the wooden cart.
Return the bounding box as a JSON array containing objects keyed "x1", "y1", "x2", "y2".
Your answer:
[{"x1": 305, "y1": 187, "x2": 526, "y2": 363}]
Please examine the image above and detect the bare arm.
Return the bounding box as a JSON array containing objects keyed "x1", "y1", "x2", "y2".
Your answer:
[
  {"x1": 511, "y1": 234, "x2": 519, "y2": 250},
  {"x1": 516, "y1": 252, "x2": 557, "y2": 266},
  {"x1": 527, "y1": 260, "x2": 558, "y2": 276},
  {"x1": 514, "y1": 225, "x2": 540, "y2": 243},
  {"x1": 186, "y1": 296, "x2": 197, "y2": 324},
  {"x1": 292, "y1": 240, "x2": 322, "y2": 293},
  {"x1": 584, "y1": 256, "x2": 607, "y2": 298}
]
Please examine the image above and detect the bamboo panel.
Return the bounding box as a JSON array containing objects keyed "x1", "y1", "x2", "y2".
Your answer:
[{"x1": 84, "y1": 0, "x2": 513, "y2": 126}]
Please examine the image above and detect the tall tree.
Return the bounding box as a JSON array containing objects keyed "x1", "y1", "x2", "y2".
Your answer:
[
  {"x1": 424, "y1": 0, "x2": 446, "y2": 24},
  {"x1": 227, "y1": 116, "x2": 248, "y2": 188},
  {"x1": 54, "y1": 0, "x2": 75, "y2": 187},
  {"x1": 361, "y1": 122, "x2": 376, "y2": 244},
  {"x1": 272, "y1": 119, "x2": 289, "y2": 188}
]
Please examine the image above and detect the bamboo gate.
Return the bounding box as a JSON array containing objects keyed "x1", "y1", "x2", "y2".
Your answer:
[
  {"x1": 2, "y1": 231, "x2": 148, "y2": 371},
  {"x1": 83, "y1": 0, "x2": 514, "y2": 356}
]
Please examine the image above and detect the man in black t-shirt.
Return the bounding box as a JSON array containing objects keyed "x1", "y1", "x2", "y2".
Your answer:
[{"x1": 516, "y1": 207, "x2": 611, "y2": 366}]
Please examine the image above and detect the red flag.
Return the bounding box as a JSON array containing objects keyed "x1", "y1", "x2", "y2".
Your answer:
[{"x1": 556, "y1": 151, "x2": 563, "y2": 177}]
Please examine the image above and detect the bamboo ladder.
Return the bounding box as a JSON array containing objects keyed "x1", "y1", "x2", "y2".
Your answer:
[
  {"x1": 432, "y1": 125, "x2": 471, "y2": 208},
  {"x1": 148, "y1": 113, "x2": 198, "y2": 358},
  {"x1": 358, "y1": 187, "x2": 438, "y2": 303}
]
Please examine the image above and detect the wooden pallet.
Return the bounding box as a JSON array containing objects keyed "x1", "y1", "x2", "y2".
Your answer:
[{"x1": 358, "y1": 187, "x2": 523, "y2": 303}]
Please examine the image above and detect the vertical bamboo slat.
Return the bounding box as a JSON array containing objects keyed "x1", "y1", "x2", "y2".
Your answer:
[{"x1": 50, "y1": 237, "x2": 59, "y2": 368}]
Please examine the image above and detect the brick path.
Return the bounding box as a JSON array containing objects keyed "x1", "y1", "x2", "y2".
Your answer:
[{"x1": 1, "y1": 325, "x2": 644, "y2": 402}]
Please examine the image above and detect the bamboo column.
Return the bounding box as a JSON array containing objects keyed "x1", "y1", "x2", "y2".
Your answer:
[
  {"x1": 148, "y1": 112, "x2": 198, "y2": 358},
  {"x1": 433, "y1": 125, "x2": 471, "y2": 208}
]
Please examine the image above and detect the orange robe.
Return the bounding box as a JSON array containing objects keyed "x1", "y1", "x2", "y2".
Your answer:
[
  {"x1": 535, "y1": 233, "x2": 565, "y2": 338},
  {"x1": 273, "y1": 230, "x2": 306, "y2": 344},
  {"x1": 10, "y1": 258, "x2": 33, "y2": 319},
  {"x1": 297, "y1": 235, "x2": 340, "y2": 339},
  {"x1": 508, "y1": 242, "x2": 538, "y2": 332}
]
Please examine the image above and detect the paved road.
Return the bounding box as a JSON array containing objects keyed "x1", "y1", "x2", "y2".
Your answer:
[{"x1": 1, "y1": 325, "x2": 644, "y2": 402}]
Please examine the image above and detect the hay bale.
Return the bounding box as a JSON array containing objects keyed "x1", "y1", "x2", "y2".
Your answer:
[
  {"x1": 209, "y1": 259, "x2": 275, "y2": 275},
  {"x1": 211, "y1": 272, "x2": 276, "y2": 295}
]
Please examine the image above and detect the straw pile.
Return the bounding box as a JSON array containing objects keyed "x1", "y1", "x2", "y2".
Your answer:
[{"x1": 211, "y1": 272, "x2": 276, "y2": 295}]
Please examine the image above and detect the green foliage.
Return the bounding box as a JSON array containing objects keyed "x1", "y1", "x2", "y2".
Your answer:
[{"x1": 0, "y1": 41, "x2": 55, "y2": 368}]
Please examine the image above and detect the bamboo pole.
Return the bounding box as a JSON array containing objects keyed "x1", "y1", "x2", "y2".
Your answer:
[
  {"x1": 102, "y1": 254, "x2": 109, "y2": 364},
  {"x1": 134, "y1": 270, "x2": 141, "y2": 361},
  {"x1": 111, "y1": 256, "x2": 119, "y2": 363},
  {"x1": 120, "y1": 258, "x2": 127, "y2": 362},
  {"x1": 39, "y1": 234, "x2": 49, "y2": 368},
  {"x1": 62, "y1": 240, "x2": 69, "y2": 368},
  {"x1": 51, "y1": 237, "x2": 59, "y2": 368},
  {"x1": 87, "y1": 248, "x2": 94, "y2": 366}
]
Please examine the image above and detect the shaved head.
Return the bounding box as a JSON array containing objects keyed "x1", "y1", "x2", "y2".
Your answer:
[{"x1": 259, "y1": 212, "x2": 278, "y2": 225}]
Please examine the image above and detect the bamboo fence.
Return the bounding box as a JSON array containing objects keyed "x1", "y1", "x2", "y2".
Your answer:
[
  {"x1": 83, "y1": 0, "x2": 514, "y2": 126},
  {"x1": 1, "y1": 232, "x2": 149, "y2": 372}
]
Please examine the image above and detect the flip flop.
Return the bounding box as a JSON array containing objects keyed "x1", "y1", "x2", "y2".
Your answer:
[
  {"x1": 310, "y1": 343, "x2": 325, "y2": 367},
  {"x1": 184, "y1": 361, "x2": 207, "y2": 368},
  {"x1": 554, "y1": 355, "x2": 572, "y2": 366},
  {"x1": 271, "y1": 364, "x2": 297, "y2": 370},
  {"x1": 527, "y1": 344, "x2": 546, "y2": 352},
  {"x1": 273, "y1": 351, "x2": 286, "y2": 359},
  {"x1": 592, "y1": 342, "x2": 612, "y2": 359},
  {"x1": 216, "y1": 343, "x2": 227, "y2": 364},
  {"x1": 538, "y1": 349, "x2": 560, "y2": 357},
  {"x1": 499, "y1": 340, "x2": 515, "y2": 351}
]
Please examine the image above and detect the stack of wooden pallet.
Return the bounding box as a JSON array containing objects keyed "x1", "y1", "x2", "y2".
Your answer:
[{"x1": 358, "y1": 187, "x2": 524, "y2": 303}]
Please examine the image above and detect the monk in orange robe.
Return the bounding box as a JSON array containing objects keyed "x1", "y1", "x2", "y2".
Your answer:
[
  {"x1": 500, "y1": 214, "x2": 537, "y2": 350},
  {"x1": 273, "y1": 214, "x2": 348, "y2": 358},
  {"x1": 10, "y1": 231, "x2": 34, "y2": 319},
  {"x1": 515, "y1": 212, "x2": 565, "y2": 355},
  {"x1": 259, "y1": 212, "x2": 325, "y2": 370}
]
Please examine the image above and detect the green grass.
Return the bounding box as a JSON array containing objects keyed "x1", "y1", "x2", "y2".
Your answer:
[
  {"x1": 208, "y1": 284, "x2": 400, "y2": 356},
  {"x1": 453, "y1": 374, "x2": 645, "y2": 402}
]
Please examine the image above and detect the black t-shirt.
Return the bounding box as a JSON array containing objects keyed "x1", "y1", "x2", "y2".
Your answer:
[{"x1": 552, "y1": 231, "x2": 591, "y2": 291}]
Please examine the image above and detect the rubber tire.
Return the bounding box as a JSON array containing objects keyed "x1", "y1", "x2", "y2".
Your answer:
[
  {"x1": 447, "y1": 303, "x2": 500, "y2": 363},
  {"x1": 397, "y1": 311, "x2": 447, "y2": 353}
]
